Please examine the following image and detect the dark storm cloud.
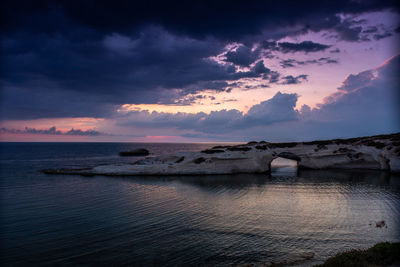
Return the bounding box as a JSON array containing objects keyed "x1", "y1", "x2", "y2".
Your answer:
[
  {"x1": 0, "y1": 126, "x2": 105, "y2": 136},
  {"x1": 1, "y1": 28, "x2": 274, "y2": 119},
  {"x1": 1, "y1": 0, "x2": 398, "y2": 120},
  {"x1": 187, "y1": 81, "x2": 231, "y2": 92},
  {"x1": 2, "y1": 0, "x2": 397, "y2": 39},
  {"x1": 261, "y1": 40, "x2": 332, "y2": 53},
  {"x1": 2, "y1": 28, "x2": 224, "y2": 95},
  {"x1": 280, "y1": 75, "x2": 308, "y2": 84},
  {"x1": 261, "y1": 41, "x2": 278, "y2": 50},
  {"x1": 331, "y1": 18, "x2": 396, "y2": 42},
  {"x1": 224, "y1": 45, "x2": 259, "y2": 66},
  {"x1": 333, "y1": 19, "x2": 365, "y2": 41},
  {"x1": 363, "y1": 26, "x2": 379, "y2": 34},
  {"x1": 244, "y1": 84, "x2": 270, "y2": 90},
  {"x1": 268, "y1": 71, "x2": 281, "y2": 84},
  {"x1": 280, "y1": 59, "x2": 297, "y2": 68},
  {"x1": 280, "y1": 57, "x2": 339, "y2": 68},
  {"x1": 278, "y1": 41, "x2": 331, "y2": 53},
  {"x1": 373, "y1": 32, "x2": 393, "y2": 40},
  {"x1": 252, "y1": 61, "x2": 271, "y2": 74}
]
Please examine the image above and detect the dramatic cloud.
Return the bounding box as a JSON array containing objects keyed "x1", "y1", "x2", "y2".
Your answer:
[
  {"x1": 278, "y1": 41, "x2": 331, "y2": 53},
  {"x1": 1, "y1": 28, "x2": 279, "y2": 119},
  {"x1": 118, "y1": 92, "x2": 299, "y2": 134},
  {"x1": 114, "y1": 55, "x2": 399, "y2": 140},
  {"x1": 333, "y1": 18, "x2": 365, "y2": 41},
  {"x1": 224, "y1": 45, "x2": 258, "y2": 66},
  {"x1": 244, "y1": 92, "x2": 298, "y2": 123},
  {"x1": 0, "y1": 0, "x2": 398, "y2": 139},
  {"x1": 0, "y1": 126, "x2": 105, "y2": 136},
  {"x1": 329, "y1": 17, "x2": 398, "y2": 42},
  {"x1": 337, "y1": 70, "x2": 376, "y2": 91},
  {"x1": 280, "y1": 75, "x2": 308, "y2": 84},
  {"x1": 3, "y1": 0, "x2": 397, "y2": 40},
  {"x1": 373, "y1": 31, "x2": 392, "y2": 40},
  {"x1": 252, "y1": 60, "x2": 271, "y2": 74},
  {"x1": 261, "y1": 40, "x2": 332, "y2": 53},
  {"x1": 297, "y1": 54, "x2": 400, "y2": 138},
  {"x1": 280, "y1": 57, "x2": 338, "y2": 68},
  {"x1": 363, "y1": 26, "x2": 379, "y2": 34}
]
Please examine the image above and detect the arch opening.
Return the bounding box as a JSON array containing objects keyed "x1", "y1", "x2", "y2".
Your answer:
[{"x1": 270, "y1": 157, "x2": 298, "y2": 176}]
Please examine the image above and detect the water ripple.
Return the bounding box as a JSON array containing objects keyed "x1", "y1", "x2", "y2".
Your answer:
[{"x1": 1, "y1": 143, "x2": 400, "y2": 266}]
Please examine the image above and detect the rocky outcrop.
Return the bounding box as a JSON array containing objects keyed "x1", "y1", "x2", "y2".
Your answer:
[{"x1": 44, "y1": 133, "x2": 400, "y2": 176}]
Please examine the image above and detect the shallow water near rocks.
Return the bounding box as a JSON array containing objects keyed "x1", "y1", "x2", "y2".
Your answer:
[{"x1": 1, "y1": 142, "x2": 399, "y2": 266}]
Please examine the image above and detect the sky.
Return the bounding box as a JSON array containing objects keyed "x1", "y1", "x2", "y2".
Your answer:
[{"x1": 0, "y1": 0, "x2": 399, "y2": 142}]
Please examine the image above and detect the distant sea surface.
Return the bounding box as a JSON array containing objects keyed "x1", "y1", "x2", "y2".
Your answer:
[{"x1": 1, "y1": 142, "x2": 400, "y2": 266}]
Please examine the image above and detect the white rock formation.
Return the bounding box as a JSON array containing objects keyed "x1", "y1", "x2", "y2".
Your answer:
[{"x1": 45, "y1": 133, "x2": 400, "y2": 176}]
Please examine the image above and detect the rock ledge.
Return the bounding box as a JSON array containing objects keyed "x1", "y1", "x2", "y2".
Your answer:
[{"x1": 43, "y1": 133, "x2": 400, "y2": 176}]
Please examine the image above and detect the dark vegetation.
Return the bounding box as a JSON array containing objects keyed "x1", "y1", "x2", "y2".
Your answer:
[
  {"x1": 215, "y1": 133, "x2": 399, "y2": 151},
  {"x1": 393, "y1": 141, "x2": 400, "y2": 147},
  {"x1": 314, "y1": 144, "x2": 328, "y2": 152},
  {"x1": 363, "y1": 141, "x2": 386, "y2": 149},
  {"x1": 255, "y1": 145, "x2": 268, "y2": 150},
  {"x1": 247, "y1": 141, "x2": 258, "y2": 145},
  {"x1": 315, "y1": 242, "x2": 400, "y2": 267},
  {"x1": 302, "y1": 133, "x2": 398, "y2": 147},
  {"x1": 267, "y1": 142, "x2": 298, "y2": 148}
]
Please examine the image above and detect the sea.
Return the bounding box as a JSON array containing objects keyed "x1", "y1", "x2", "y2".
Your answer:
[{"x1": 1, "y1": 142, "x2": 399, "y2": 266}]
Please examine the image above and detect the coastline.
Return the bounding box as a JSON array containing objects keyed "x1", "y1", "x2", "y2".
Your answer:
[{"x1": 44, "y1": 133, "x2": 400, "y2": 176}]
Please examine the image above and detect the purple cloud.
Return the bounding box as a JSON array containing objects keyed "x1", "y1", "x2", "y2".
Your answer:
[
  {"x1": 114, "y1": 55, "x2": 399, "y2": 141},
  {"x1": 278, "y1": 41, "x2": 331, "y2": 53},
  {"x1": 280, "y1": 57, "x2": 338, "y2": 68},
  {"x1": 280, "y1": 75, "x2": 308, "y2": 84},
  {"x1": 224, "y1": 45, "x2": 259, "y2": 66},
  {"x1": 0, "y1": 126, "x2": 105, "y2": 136},
  {"x1": 118, "y1": 92, "x2": 299, "y2": 134}
]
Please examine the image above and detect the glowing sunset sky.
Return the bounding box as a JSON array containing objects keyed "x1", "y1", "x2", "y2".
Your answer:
[{"x1": 1, "y1": 0, "x2": 399, "y2": 142}]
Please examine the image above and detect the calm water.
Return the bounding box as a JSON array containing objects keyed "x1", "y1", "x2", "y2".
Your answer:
[{"x1": 1, "y1": 143, "x2": 399, "y2": 266}]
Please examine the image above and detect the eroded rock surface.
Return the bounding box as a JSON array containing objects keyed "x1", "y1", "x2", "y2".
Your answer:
[{"x1": 44, "y1": 133, "x2": 400, "y2": 176}]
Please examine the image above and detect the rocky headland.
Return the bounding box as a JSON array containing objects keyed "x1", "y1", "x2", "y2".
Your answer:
[{"x1": 44, "y1": 133, "x2": 400, "y2": 176}]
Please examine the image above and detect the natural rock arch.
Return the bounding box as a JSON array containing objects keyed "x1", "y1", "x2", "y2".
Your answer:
[
  {"x1": 43, "y1": 133, "x2": 400, "y2": 176},
  {"x1": 276, "y1": 152, "x2": 301, "y2": 162},
  {"x1": 268, "y1": 152, "x2": 301, "y2": 173}
]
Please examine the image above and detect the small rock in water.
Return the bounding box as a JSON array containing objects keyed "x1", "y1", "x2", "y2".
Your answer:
[
  {"x1": 376, "y1": 220, "x2": 386, "y2": 228},
  {"x1": 119, "y1": 148, "x2": 149, "y2": 156}
]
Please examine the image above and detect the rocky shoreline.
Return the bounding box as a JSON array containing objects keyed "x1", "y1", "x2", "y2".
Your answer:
[
  {"x1": 315, "y1": 242, "x2": 400, "y2": 267},
  {"x1": 43, "y1": 133, "x2": 400, "y2": 176}
]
